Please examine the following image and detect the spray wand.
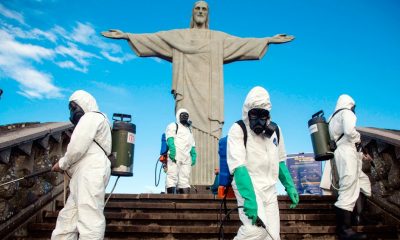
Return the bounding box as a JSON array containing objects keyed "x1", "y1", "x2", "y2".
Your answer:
[
  {"x1": 0, "y1": 168, "x2": 52, "y2": 187},
  {"x1": 218, "y1": 206, "x2": 274, "y2": 240}
]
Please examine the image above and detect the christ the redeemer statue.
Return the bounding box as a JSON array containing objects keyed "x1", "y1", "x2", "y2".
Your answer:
[{"x1": 102, "y1": 0, "x2": 294, "y2": 185}]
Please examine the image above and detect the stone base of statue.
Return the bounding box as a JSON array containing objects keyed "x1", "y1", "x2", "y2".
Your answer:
[{"x1": 190, "y1": 128, "x2": 219, "y2": 185}]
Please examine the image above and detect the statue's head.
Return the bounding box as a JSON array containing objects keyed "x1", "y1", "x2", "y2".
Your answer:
[{"x1": 190, "y1": 1, "x2": 209, "y2": 29}]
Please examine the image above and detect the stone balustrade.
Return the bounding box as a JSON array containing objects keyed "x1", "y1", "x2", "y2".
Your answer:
[
  {"x1": 358, "y1": 127, "x2": 400, "y2": 224},
  {"x1": 0, "y1": 122, "x2": 73, "y2": 239}
]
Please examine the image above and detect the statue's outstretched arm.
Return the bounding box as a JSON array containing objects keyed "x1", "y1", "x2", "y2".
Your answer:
[
  {"x1": 268, "y1": 34, "x2": 295, "y2": 44},
  {"x1": 101, "y1": 29, "x2": 128, "y2": 40}
]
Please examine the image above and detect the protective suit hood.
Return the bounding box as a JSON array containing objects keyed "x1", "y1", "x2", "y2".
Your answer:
[
  {"x1": 69, "y1": 90, "x2": 99, "y2": 113},
  {"x1": 335, "y1": 94, "x2": 355, "y2": 111},
  {"x1": 176, "y1": 108, "x2": 190, "y2": 124},
  {"x1": 242, "y1": 86, "x2": 271, "y2": 125}
]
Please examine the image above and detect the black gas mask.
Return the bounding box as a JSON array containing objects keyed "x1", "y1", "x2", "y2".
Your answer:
[
  {"x1": 248, "y1": 108, "x2": 269, "y2": 135},
  {"x1": 264, "y1": 121, "x2": 278, "y2": 139},
  {"x1": 179, "y1": 112, "x2": 191, "y2": 127},
  {"x1": 351, "y1": 105, "x2": 356, "y2": 114},
  {"x1": 69, "y1": 101, "x2": 84, "y2": 126}
]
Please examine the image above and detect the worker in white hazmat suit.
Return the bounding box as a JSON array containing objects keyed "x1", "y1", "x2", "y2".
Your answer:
[
  {"x1": 51, "y1": 90, "x2": 111, "y2": 239},
  {"x1": 227, "y1": 86, "x2": 299, "y2": 240},
  {"x1": 165, "y1": 108, "x2": 197, "y2": 194},
  {"x1": 329, "y1": 94, "x2": 371, "y2": 240}
]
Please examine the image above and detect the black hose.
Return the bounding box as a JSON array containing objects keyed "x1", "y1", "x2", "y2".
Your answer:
[
  {"x1": 218, "y1": 205, "x2": 274, "y2": 240},
  {"x1": 26, "y1": 168, "x2": 52, "y2": 178},
  {"x1": 154, "y1": 157, "x2": 163, "y2": 187},
  {"x1": 218, "y1": 206, "x2": 242, "y2": 240},
  {"x1": 219, "y1": 198, "x2": 224, "y2": 223}
]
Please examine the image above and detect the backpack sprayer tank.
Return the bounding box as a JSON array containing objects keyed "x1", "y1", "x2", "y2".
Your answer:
[
  {"x1": 218, "y1": 136, "x2": 230, "y2": 187},
  {"x1": 218, "y1": 136, "x2": 235, "y2": 198},
  {"x1": 111, "y1": 113, "x2": 136, "y2": 176},
  {"x1": 308, "y1": 110, "x2": 333, "y2": 161}
]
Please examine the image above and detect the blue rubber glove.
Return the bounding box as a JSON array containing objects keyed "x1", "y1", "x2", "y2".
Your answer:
[
  {"x1": 190, "y1": 147, "x2": 197, "y2": 166},
  {"x1": 167, "y1": 137, "x2": 176, "y2": 163},
  {"x1": 234, "y1": 166, "x2": 258, "y2": 225},
  {"x1": 279, "y1": 161, "x2": 299, "y2": 208}
]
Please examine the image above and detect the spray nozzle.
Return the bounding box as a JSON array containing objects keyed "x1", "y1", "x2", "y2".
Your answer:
[{"x1": 255, "y1": 217, "x2": 266, "y2": 229}]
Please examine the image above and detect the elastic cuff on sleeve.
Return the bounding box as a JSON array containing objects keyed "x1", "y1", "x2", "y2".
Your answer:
[{"x1": 59, "y1": 157, "x2": 68, "y2": 170}]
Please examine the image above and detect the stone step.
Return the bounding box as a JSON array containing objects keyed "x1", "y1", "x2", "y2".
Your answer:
[
  {"x1": 27, "y1": 223, "x2": 399, "y2": 240},
  {"x1": 42, "y1": 211, "x2": 336, "y2": 226},
  {"x1": 56, "y1": 200, "x2": 335, "y2": 214},
  {"x1": 104, "y1": 193, "x2": 337, "y2": 203},
  {"x1": 25, "y1": 193, "x2": 398, "y2": 240}
]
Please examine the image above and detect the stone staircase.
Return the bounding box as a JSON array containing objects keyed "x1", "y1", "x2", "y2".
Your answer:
[
  {"x1": 23, "y1": 193, "x2": 399, "y2": 240},
  {"x1": 2, "y1": 125, "x2": 400, "y2": 239}
]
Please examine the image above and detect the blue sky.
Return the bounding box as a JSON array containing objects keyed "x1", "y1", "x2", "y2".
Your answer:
[{"x1": 0, "y1": 0, "x2": 399, "y2": 194}]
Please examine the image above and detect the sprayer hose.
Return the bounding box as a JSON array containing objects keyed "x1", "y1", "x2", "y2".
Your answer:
[
  {"x1": 155, "y1": 157, "x2": 163, "y2": 187},
  {"x1": 105, "y1": 176, "x2": 120, "y2": 206}
]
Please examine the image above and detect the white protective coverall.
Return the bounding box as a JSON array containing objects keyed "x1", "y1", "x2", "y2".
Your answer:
[
  {"x1": 227, "y1": 87, "x2": 287, "y2": 240},
  {"x1": 165, "y1": 108, "x2": 195, "y2": 189},
  {"x1": 319, "y1": 160, "x2": 333, "y2": 195},
  {"x1": 328, "y1": 94, "x2": 371, "y2": 212},
  {"x1": 52, "y1": 90, "x2": 111, "y2": 240}
]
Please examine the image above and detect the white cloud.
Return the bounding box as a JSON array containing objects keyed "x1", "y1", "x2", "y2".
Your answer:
[
  {"x1": 53, "y1": 22, "x2": 121, "y2": 53},
  {"x1": 0, "y1": 29, "x2": 62, "y2": 99},
  {"x1": 55, "y1": 42, "x2": 99, "y2": 68},
  {"x1": 91, "y1": 81, "x2": 129, "y2": 96},
  {"x1": 71, "y1": 22, "x2": 95, "y2": 45},
  {"x1": 1, "y1": 22, "x2": 58, "y2": 42},
  {"x1": 0, "y1": 5, "x2": 135, "y2": 99},
  {"x1": 50, "y1": 25, "x2": 71, "y2": 41},
  {"x1": 4, "y1": 21, "x2": 135, "y2": 72},
  {"x1": 71, "y1": 22, "x2": 121, "y2": 53},
  {"x1": 53, "y1": 22, "x2": 136, "y2": 69},
  {"x1": 31, "y1": 28, "x2": 58, "y2": 42},
  {"x1": 1, "y1": 61, "x2": 63, "y2": 99},
  {"x1": 0, "y1": 3, "x2": 26, "y2": 25},
  {"x1": 100, "y1": 51, "x2": 136, "y2": 64},
  {"x1": 1, "y1": 21, "x2": 118, "y2": 74},
  {"x1": 56, "y1": 60, "x2": 87, "y2": 73},
  {"x1": 12, "y1": 67, "x2": 62, "y2": 99},
  {"x1": 17, "y1": 90, "x2": 42, "y2": 99},
  {"x1": 0, "y1": 31, "x2": 54, "y2": 62}
]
